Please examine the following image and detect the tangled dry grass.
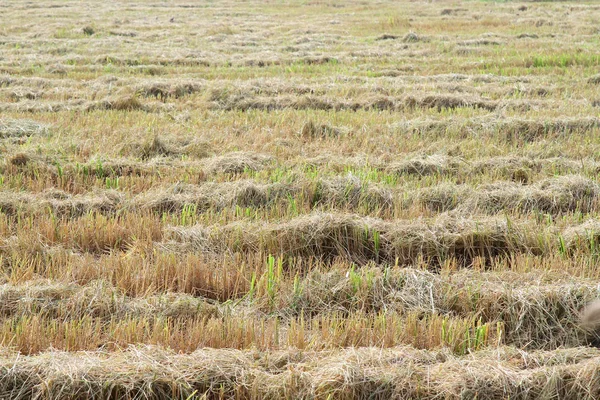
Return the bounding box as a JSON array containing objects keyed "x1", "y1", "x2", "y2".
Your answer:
[
  {"x1": 3, "y1": 345, "x2": 600, "y2": 400},
  {"x1": 2, "y1": 0, "x2": 600, "y2": 398}
]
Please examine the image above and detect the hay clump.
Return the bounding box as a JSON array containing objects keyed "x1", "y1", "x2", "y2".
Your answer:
[
  {"x1": 417, "y1": 95, "x2": 497, "y2": 111},
  {"x1": 531, "y1": 175, "x2": 599, "y2": 213},
  {"x1": 300, "y1": 120, "x2": 344, "y2": 139},
  {"x1": 388, "y1": 154, "x2": 459, "y2": 176},
  {"x1": 459, "y1": 39, "x2": 501, "y2": 46},
  {"x1": 0, "y1": 189, "x2": 122, "y2": 218},
  {"x1": 397, "y1": 117, "x2": 599, "y2": 142},
  {"x1": 362, "y1": 95, "x2": 397, "y2": 111},
  {"x1": 168, "y1": 212, "x2": 541, "y2": 266},
  {"x1": 138, "y1": 136, "x2": 176, "y2": 159},
  {"x1": 562, "y1": 219, "x2": 600, "y2": 256},
  {"x1": 0, "y1": 280, "x2": 220, "y2": 320},
  {"x1": 137, "y1": 81, "x2": 202, "y2": 100},
  {"x1": 0, "y1": 280, "x2": 77, "y2": 317},
  {"x1": 127, "y1": 293, "x2": 219, "y2": 319},
  {"x1": 302, "y1": 56, "x2": 338, "y2": 65},
  {"x1": 416, "y1": 183, "x2": 473, "y2": 212},
  {"x1": 457, "y1": 175, "x2": 599, "y2": 216},
  {"x1": 0, "y1": 192, "x2": 32, "y2": 216},
  {"x1": 291, "y1": 95, "x2": 335, "y2": 111},
  {"x1": 4, "y1": 345, "x2": 600, "y2": 398},
  {"x1": 204, "y1": 152, "x2": 273, "y2": 174},
  {"x1": 471, "y1": 156, "x2": 540, "y2": 183},
  {"x1": 472, "y1": 156, "x2": 539, "y2": 173},
  {"x1": 229, "y1": 180, "x2": 296, "y2": 208},
  {"x1": 133, "y1": 180, "x2": 294, "y2": 214},
  {"x1": 315, "y1": 174, "x2": 393, "y2": 210},
  {"x1": 123, "y1": 136, "x2": 211, "y2": 160},
  {"x1": 288, "y1": 267, "x2": 444, "y2": 316},
  {"x1": 132, "y1": 183, "x2": 217, "y2": 214},
  {"x1": 502, "y1": 117, "x2": 600, "y2": 142},
  {"x1": 66, "y1": 280, "x2": 123, "y2": 318},
  {"x1": 445, "y1": 270, "x2": 596, "y2": 348},
  {"x1": 43, "y1": 189, "x2": 123, "y2": 217},
  {"x1": 0, "y1": 119, "x2": 49, "y2": 139},
  {"x1": 92, "y1": 95, "x2": 146, "y2": 111},
  {"x1": 107, "y1": 95, "x2": 144, "y2": 111}
]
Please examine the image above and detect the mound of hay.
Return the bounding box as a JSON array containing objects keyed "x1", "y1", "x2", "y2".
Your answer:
[
  {"x1": 300, "y1": 120, "x2": 344, "y2": 139},
  {"x1": 471, "y1": 156, "x2": 540, "y2": 175},
  {"x1": 457, "y1": 175, "x2": 599, "y2": 215},
  {"x1": 416, "y1": 184, "x2": 472, "y2": 212},
  {"x1": 3, "y1": 345, "x2": 600, "y2": 399},
  {"x1": 0, "y1": 189, "x2": 122, "y2": 218},
  {"x1": 136, "y1": 81, "x2": 202, "y2": 100},
  {"x1": 133, "y1": 180, "x2": 295, "y2": 214},
  {"x1": 315, "y1": 175, "x2": 393, "y2": 210},
  {"x1": 501, "y1": 117, "x2": 600, "y2": 142},
  {"x1": 417, "y1": 95, "x2": 497, "y2": 111},
  {"x1": 132, "y1": 136, "x2": 211, "y2": 160},
  {"x1": 445, "y1": 270, "x2": 596, "y2": 348},
  {"x1": 562, "y1": 219, "x2": 600, "y2": 255},
  {"x1": 388, "y1": 154, "x2": 459, "y2": 176},
  {"x1": 204, "y1": 152, "x2": 274, "y2": 174},
  {"x1": 0, "y1": 119, "x2": 49, "y2": 138},
  {"x1": 168, "y1": 213, "x2": 541, "y2": 266},
  {"x1": 43, "y1": 189, "x2": 123, "y2": 217},
  {"x1": 459, "y1": 39, "x2": 501, "y2": 46},
  {"x1": 92, "y1": 95, "x2": 146, "y2": 111}
]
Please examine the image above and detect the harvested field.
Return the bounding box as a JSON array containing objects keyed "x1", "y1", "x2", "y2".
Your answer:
[{"x1": 2, "y1": 0, "x2": 600, "y2": 398}]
